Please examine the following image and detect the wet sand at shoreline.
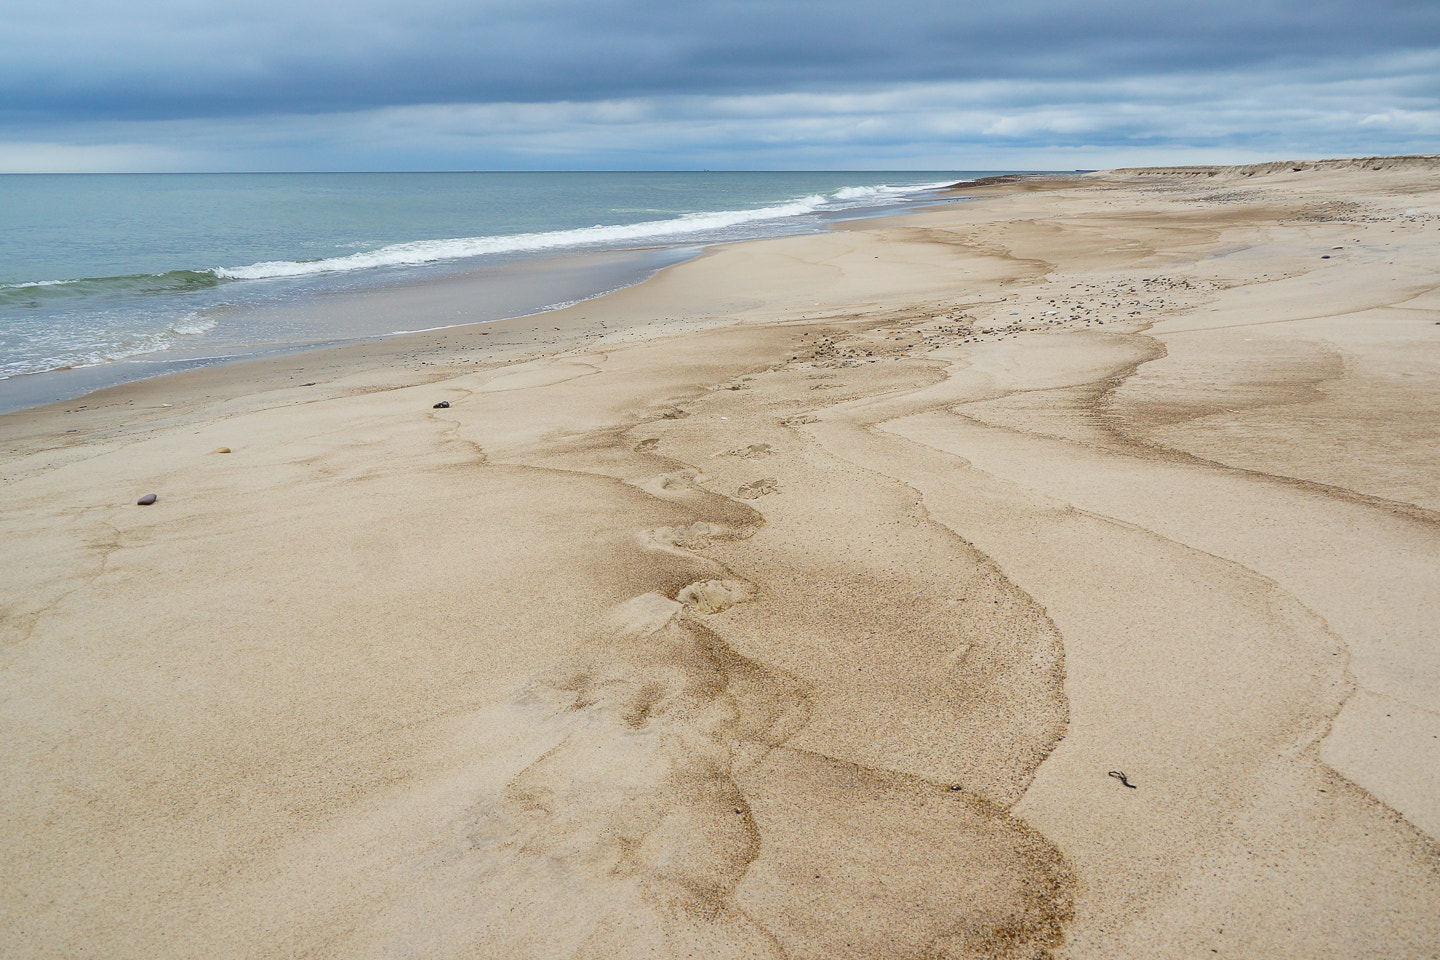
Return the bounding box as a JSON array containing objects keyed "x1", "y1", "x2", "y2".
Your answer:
[{"x1": 2, "y1": 157, "x2": 1438, "y2": 958}]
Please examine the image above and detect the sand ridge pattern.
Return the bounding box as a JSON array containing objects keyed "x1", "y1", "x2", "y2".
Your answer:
[
  {"x1": 395, "y1": 596, "x2": 809, "y2": 960},
  {"x1": 413, "y1": 379, "x2": 1077, "y2": 959},
  {"x1": 291, "y1": 380, "x2": 1078, "y2": 959}
]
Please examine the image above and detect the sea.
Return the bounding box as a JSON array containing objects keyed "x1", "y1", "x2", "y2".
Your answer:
[{"x1": 0, "y1": 171, "x2": 1009, "y2": 413}]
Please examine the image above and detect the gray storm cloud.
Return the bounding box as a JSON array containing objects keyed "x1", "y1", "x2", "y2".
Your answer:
[
  {"x1": 2, "y1": 0, "x2": 1436, "y2": 121},
  {"x1": 1, "y1": 0, "x2": 1435, "y2": 170}
]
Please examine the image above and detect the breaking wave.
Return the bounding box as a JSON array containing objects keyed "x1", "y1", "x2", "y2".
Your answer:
[
  {"x1": 212, "y1": 182, "x2": 952, "y2": 281},
  {"x1": 0, "y1": 270, "x2": 223, "y2": 307}
]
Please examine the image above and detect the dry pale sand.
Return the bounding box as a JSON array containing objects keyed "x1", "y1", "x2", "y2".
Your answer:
[{"x1": 2, "y1": 157, "x2": 1439, "y2": 959}]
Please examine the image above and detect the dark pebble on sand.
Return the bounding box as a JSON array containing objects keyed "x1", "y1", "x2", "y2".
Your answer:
[
  {"x1": 433, "y1": 400, "x2": 450, "y2": 408},
  {"x1": 137, "y1": 494, "x2": 157, "y2": 506}
]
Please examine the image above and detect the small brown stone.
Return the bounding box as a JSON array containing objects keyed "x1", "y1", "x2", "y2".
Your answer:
[{"x1": 209, "y1": 447, "x2": 231, "y2": 454}]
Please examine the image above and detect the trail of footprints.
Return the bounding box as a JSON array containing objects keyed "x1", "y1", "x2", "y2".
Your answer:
[
  {"x1": 429, "y1": 392, "x2": 1073, "y2": 959},
  {"x1": 440, "y1": 436, "x2": 803, "y2": 957}
]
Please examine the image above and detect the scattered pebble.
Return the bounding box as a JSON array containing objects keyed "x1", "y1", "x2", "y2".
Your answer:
[
  {"x1": 209, "y1": 447, "x2": 231, "y2": 454},
  {"x1": 137, "y1": 494, "x2": 157, "y2": 506},
  {"x1": 433, "y1": 400, "x2": 450, "y2": 409}
]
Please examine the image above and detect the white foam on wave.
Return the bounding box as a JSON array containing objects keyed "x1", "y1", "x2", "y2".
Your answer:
[
  {"x1": 215, "y1": 195, "x2": 829, "y2": 281},
  {"x1": 168, "y1": 313, "x2": 219, "y2": 338},
  {"x1": 0, "y1": 278, "x2": 83, "y2": 292},
  {"x1": 6, "y1": 279, "x2": 77, "y2": 289},
  {"x1": 0, "y1": 311, "x2": 219, "y2": 380},
  {"x1": 214, "y1": 182, "x2": 950, "y2": 282},
  {"x1": 833, "y1": 180, "x2": 957, "y2": 201}
]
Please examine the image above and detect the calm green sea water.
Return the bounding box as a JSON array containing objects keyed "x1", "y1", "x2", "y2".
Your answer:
[{"x1": 0, "y1": 171, "x2": 1005, "y2": 410}]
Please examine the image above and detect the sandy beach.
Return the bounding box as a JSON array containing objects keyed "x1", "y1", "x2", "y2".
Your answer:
[{"x1": 3, "y1": 157, "x2": 1438, "y2": 958}]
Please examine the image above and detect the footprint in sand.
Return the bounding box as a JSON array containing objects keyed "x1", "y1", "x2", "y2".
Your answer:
[
  {"x1": 425, "y1": 594, "x2": 810, "y2": 959},
  {"x1": 420, "y1": 593, "x2": 1071, "y2": 960},
  {"x1": 678, "y1": 579, "x2": 757, "y2": 615},
  {"x1": 643, "y1": 521, "x2": 757, "y2": 553},
  {"x1": 724, "y1": 443, "x2": 774, "y2": 460},
  {"x1": 737, "y1": 478, "x2": 779, "y2": 499},
  {"x1": 641, "y1": 469, "x2": 708, "y2": 496}
]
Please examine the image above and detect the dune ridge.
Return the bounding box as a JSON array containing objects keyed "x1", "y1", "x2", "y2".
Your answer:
[{"x1": 1107, "y1": 153, "x2": 1440, "y2": 178}]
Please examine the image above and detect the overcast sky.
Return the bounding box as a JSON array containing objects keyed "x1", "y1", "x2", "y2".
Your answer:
[{"x1": 2, "y1": 0, "x2": 1436, "y2": 171}]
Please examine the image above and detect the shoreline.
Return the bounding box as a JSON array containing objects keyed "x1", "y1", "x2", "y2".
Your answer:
[
  {"x1": 0, "y1": 244, "x2": 702, "y2": 417},
  {"x1": 0, "y1": 174, "x2": 982, "y2": 417},
  {"x1": 3, "y1": 158, "x2": 1438, "y2": 958},
  {"x1": 0, "y1": 184, "x2": 995, "y2": 430}
]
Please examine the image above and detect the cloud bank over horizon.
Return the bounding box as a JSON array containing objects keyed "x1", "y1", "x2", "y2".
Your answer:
[{"x1": 1, "y1": 0, "x2": 1437, "y2": 171}]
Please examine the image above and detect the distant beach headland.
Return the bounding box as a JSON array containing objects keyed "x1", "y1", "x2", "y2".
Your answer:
[{"x1": 1110, "y1": 153, "x2": 1440, "y2": 176}]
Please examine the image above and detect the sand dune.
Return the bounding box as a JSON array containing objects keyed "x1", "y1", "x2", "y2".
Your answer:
[{"x1": 2, "y1": 158, "x2": 1438, "y2": 957}]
